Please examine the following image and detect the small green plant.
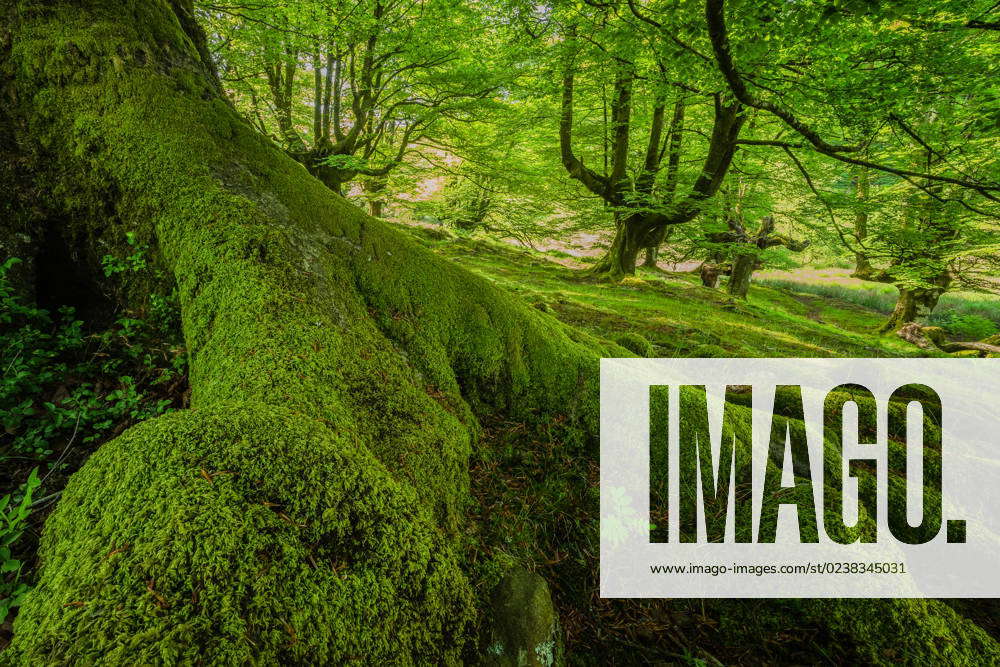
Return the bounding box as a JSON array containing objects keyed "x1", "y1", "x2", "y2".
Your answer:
[
  {"x1": 100, "y1": 231, "x2": 148, "y2": 277},
  {"x1": 0, "y1": 468, "x2": 40, "y2": 624}
]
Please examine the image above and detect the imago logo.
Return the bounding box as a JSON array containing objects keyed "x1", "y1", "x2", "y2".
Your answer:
[{"x1": 599, "y1": 358, "x2": 1000, "y2": 598}]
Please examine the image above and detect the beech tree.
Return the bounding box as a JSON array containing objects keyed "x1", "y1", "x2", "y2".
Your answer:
[
  {"x1": 0, "y1": 1, "x2": 609, "y2": 661},
  {"x1": 543, "y1": 0, "x2": 1000, "y2": 279},
  {"x1": 555, "y1": 10, "x2": 743, "y2": 279}
]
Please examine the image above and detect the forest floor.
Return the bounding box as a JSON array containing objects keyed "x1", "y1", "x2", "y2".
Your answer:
[
  {"x1": 5, "y1": 223, "x2": 995, "y2": 662},
  {"x1": 403, "y1": 224, "x2": 925, "y2": 359},
  {"x1": 398, "y1": 224, "x2": 1000, "y2": 665}
]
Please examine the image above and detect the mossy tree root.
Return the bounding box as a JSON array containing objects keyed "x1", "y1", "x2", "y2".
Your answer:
[{"x1": 1, "y1": 1, "x2": 611, "y2": 662}]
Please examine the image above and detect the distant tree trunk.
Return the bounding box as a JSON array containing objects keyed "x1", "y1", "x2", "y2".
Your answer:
[
  {"x1": 700, "y1": 262, "x2": 721, "y2": 288},
  {"x1": 642, "y1": 245, "x2": 658, "y2": 267},
  {"x1": 363, "y1": 176, "x2": 388, "y2": 218},
  {"x1": 290, "y1": 149, "x2": 352, "y2": 195},
  {"x1": 851, "y1": 167, "x2": 872, "y2": 277},
  {"x1": 2, "y1": 1, "x2": 605, "y2": 662},
  {"x1": 642, "y1": 227, "x2": 674, "y2": 268},
  {"x1": 727, "y1": 252, "x2": 756, "y2": 298}
]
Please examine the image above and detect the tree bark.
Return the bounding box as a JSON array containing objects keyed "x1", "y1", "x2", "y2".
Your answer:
[
  {"x1": 851, "y1": 167, "x2": 872, "y2": 277},
  {"x1": 363, "y1": 176, "x2": 388, "y2": 218},
  {"x1": 642, "y1": 245, "x2": 658, "y2": 267},
  {"x1": 590, "y1": 214, "x2": 647, "y2": 280},
  {"x1": 1, "y1": 2, "x2": 608, "y2": 662},
  {"x1": 700, "y1": 262, "x2": 721, "y2": 288}
]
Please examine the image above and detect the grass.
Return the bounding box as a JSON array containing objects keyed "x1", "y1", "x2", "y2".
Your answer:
[
  {"x1": 398, "y1": 225, "x2": 924, "y2": 359},
  {"x1": 757, "y1": 278, "x2": 899, "y2": 314},
  {"x1": 757, "y1": 277, "x2": 1000, "y2": 326}
]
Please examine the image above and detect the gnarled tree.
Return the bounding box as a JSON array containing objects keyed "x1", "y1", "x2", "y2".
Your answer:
[
  {"x1": 202, "y1": 0, "x2": 498, "y2": 203},
  {"x1": 559, "y1": 19, "x2": 744, "y2": 278},
  {"x1": 0, "y1": 1, "x2": 609, "y2": 661}
]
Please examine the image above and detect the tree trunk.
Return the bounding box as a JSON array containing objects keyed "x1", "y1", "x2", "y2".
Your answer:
[
  {"x1": 642, "y1": 245, "x2": 658, "y2": 267},
  {"x1": 727, "y1": 252, "x2": 756, "y2": 298},
  {"x1": 363, "y1": 176, "x2": 388, "y2": 218},
  {"x1": 880, "y1": 286, "x2": 945, "y2": 333},
  {"x1": 292, "y1": 149, "x2": 351, "y2": 195},
  {"x1": 851, "y1": 167, "x2": 872, "y2": 277},
  {"x1": 641, "y1": 227, "x2": 674, "y2": 268},
  {"x1": 592, "y1": 225, "x2": 643, "y2": 279},
  {"x1": 592, "y1": 214, "x2": 653, "y2": 279},
  {"x1": 700, "y1": 262, "x2": 721, "y2": 288},
  {"x1": 1, "y1": 2, "x2": 606, "y2": 662}
]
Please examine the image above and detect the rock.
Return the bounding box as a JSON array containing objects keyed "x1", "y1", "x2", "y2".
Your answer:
[
  {"x1": 614, "y1": 332, "x2": 654, "y2": 358},
  {"x1": 896, "y1": 322, "x2": 934, "y2": 349},
  {"x1": 481, "y1": 569, "x2": 562, "y2": 666}
]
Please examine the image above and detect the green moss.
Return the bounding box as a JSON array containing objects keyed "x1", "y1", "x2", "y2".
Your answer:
[
  {"x1": 803, "y1": 599, "x2": 1000, "y2": 664},
  {"x1": 922, "y1": 326, "x2": 947, "y2": 347},
  {"x1": 688, "y1": 343, "x2": 729, "y2": 358},
  {"x1": 5, "y1": 2, "x2": 998, "y2": 664},
  {"x1": 4, "y1": 2, "x2": 612, "y2": 661},
  {"x1": 613, "y1": 332, "x2": 653, "y2": 358},
  {"x1": 7, "y1": 405, "x2": 474, "y2": 665},
  {"x1": 481, "y1": 569, "x2": 561, "y2": 666}
]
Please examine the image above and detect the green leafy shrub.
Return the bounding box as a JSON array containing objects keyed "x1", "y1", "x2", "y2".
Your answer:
[
  {"x1": 100, "y1": 231, "x2": 148, "y2": 278},
  {"x1": 926, "y1": 312, "x2": 998, "y2": 340},
  {"x1": 0, "y1": 468, "x2": 40, "y2": 624},
  {"x1": 1, "y1": 258, "x2": 184, "y2": 460}
]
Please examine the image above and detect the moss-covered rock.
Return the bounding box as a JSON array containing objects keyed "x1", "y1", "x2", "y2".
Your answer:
[
  {"x1": 481, "y1": 569, "x2": 561, "y2": 666},
  {"x1": 688, "y1": 343, "x2": 729, "y2": 358},
  {"x1": 618, "y1": 276, "x2": 647, "y2": 288},
  {"x1": 613, "y1": 332, "x2": 653, "y2": 358},
  {"x1": 921, "y1": 325, "x2": 947, "y2": 347}
]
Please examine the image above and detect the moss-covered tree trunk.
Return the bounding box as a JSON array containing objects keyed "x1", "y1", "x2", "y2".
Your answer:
[
  {"x1": 591, "y1": 213, "x2": 658, "y2": 280},
  {"x1": 641, "y1": 227, "x2": 674, "y2": 268},
  {"x1": 880, "y1": 285, "x2": 947, "y2": 333},
  {"x1": 726, "y1": 252, "x2": 756, "y2": 298},
  {"x1": 0, "y1": 2, "x2": 608, "y2": 662},
  {"x1": 591, "y1": 225, "x2": 643, "y2": 279}
]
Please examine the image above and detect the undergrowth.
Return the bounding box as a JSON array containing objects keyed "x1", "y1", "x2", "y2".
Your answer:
[{"x1": 0, "y1": 252, "x2": 187, "y2": 644}]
